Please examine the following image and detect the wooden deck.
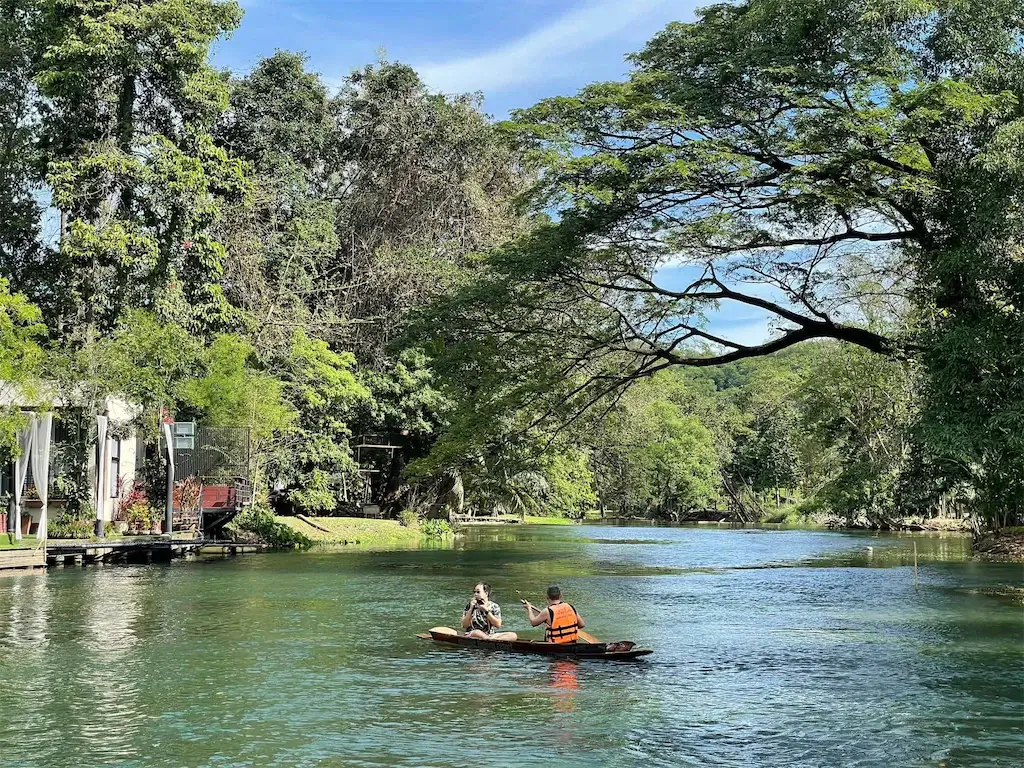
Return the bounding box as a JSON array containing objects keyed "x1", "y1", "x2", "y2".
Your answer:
[
  {"x1": 0, "y1": 538, "x2": 269, "y2": 570},
  {"x1": 44, "y1": 538, "x2": 269, "y2": 566},
  {"x1": 0, "y1": 547, "x2": 46, "y2": 571},
  {"x1": 451, "y1": 514, "x2": 524, "y2": 525}
]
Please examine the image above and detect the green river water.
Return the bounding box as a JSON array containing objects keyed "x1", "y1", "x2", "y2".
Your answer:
[{"x1": 0, "y1": 524, "x2": 1021, "y2": 767}]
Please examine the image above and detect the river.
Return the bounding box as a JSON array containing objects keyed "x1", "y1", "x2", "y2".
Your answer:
[{"x1": 0, "y1": 525, "x2": 1021, "y2": 767}]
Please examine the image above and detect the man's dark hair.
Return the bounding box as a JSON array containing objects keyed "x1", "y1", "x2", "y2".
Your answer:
[{"x1": 547, "y1": 585, "x2": 561, "y2": 600}]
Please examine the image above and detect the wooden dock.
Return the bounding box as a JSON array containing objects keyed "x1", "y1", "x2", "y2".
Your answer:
[
  {"x1": 451, "y1": 513, "x2": 524, "y2": 525},
  {"x1": 0, "y1": 547, "x2": 46, "y2": 571},
  {"x1": 44, "y1": 538, "x2": 269, "y2": 566},
  {"x1": 0, "y1": 538, "x2": 269, "y2": 570}
]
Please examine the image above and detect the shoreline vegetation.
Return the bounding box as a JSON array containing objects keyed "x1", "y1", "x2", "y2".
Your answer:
[
  {"x1": 253, "y1": 514, "x2": 1019, "y2": 562},
  {"x1": 4, "y1": 518, "x2": 1019, "y2": 563},
  {"x1": 0, "y1": 1, "x2": 1019, "y2": 554}
]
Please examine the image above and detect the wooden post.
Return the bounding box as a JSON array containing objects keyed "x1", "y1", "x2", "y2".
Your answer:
[{"x1": 913, "y1": 540, "x2": 918, "y2": 587}]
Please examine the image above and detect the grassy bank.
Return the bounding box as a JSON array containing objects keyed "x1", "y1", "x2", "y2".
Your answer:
[
  {"x1": 276, "y1": 516, "x2": 422, "y2": 547},
  {"x1": 0, "y1": 534, "x2": 39, "y2": 550},
  {"x1": 523, "y1": 516, "x2": 577, "y2": 525}
]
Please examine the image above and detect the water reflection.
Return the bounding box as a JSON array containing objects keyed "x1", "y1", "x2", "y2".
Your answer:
[
  {"x1": 549, "y1": 659, "x2": 580, "y2": 714},
  {"x1": 0, "y1": 526, "x2": 1020, "y2": 768}
]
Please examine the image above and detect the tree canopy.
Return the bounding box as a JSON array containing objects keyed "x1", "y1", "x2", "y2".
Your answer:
[{"x1": 0, "y1": 0, "x2": 1019, "y2": 530}]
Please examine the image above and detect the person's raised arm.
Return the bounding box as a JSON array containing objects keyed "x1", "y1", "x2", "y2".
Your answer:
[
  {"x1": 461, "y1": 603, "x2": 474, "y2": 630},
  {"x1": 522, "y1": 600, "x2": 550, "y2": 627}
]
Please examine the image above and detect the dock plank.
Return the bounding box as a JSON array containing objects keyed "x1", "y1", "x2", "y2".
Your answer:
[{"x1": 0, "y1": 548, "x2": 46, "y2": 570}]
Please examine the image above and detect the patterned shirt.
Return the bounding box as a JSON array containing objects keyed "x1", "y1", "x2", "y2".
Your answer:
[{"x1": 463, "y1": 601, "x2": 501, "y2": 634}]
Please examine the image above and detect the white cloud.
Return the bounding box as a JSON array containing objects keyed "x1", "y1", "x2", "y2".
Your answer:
[{"x1": 416, "y1": 0, "x2": 687, "y2": 94}]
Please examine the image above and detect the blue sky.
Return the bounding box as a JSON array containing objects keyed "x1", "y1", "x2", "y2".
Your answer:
[
  {"x1": 214, "y1": 0, "x2": 777, "y2": 346},
  {"x1": 217, "y1": 0, "x2": 700, "y2": 117}
]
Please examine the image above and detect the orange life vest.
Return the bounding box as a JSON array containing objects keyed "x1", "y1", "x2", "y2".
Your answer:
[{"x1": 545, "y1": 601, "x2": 579, "y2": 644}]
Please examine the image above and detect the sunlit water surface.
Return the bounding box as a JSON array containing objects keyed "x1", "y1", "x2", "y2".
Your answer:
[{"x1": 0, "y1": 525, "x2": 1021, "y2": 767}]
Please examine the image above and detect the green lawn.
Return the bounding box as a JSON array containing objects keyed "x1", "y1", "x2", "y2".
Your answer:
[
  {"x1": 276, "y1": 516, "x2": 421, "y2": 547},
  {"x1": 0, "y1": 534, "x2": 39, "y2": 550},
  {"x1": 523, "y1": 516, "x2": 578, "y2": 525}
]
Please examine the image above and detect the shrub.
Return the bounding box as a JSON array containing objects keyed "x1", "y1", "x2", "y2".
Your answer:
[
  {"x1": 420, "y1": 518, "x2": 453, "y2": 537},
  {"x1": 398, "y1": 509, "x2": 420, "y2": 529},
  {"x1": 49, "y1": 514, "x2": 93, "y2": 539},
  {"x1": 124, "y1": 504, "x2": 160, "y2": 534},
  {"x1": 116, "y1": 480, "x2": 149, "y2": 519},
  {"x1": 230, "y1": 505, "x2": 312, "y2": 549}
]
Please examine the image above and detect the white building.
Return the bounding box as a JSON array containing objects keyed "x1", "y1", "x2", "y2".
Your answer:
[{"x1": 1, "y1": 382, "x2": 143, "y2": 538}]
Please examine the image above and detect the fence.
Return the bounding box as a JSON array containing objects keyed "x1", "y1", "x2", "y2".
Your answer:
[{"x1": 172, "y1": 425, "x2": 250, "y2": 485}]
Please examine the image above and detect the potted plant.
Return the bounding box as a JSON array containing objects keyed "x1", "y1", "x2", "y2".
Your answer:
[{"x1": 125, "y1": 504, "x2": 149, "y2": 535}]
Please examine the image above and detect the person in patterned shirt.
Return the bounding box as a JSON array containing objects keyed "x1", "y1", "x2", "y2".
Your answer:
[{"x1": 461, "y1": 582, "x2": 517, "y2": 641}]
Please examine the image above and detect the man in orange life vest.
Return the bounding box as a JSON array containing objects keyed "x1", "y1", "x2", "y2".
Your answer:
[{"x1": 522, "y1": 585, "x2": 585, "y2": 643}]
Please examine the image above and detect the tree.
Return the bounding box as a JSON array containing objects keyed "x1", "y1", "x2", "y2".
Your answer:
[
  {"x1": 273, "y1": 330, "x2": 368, "y2": 514},
  {"x1": 32, "y1": 0, "x2": 246, "y2": 336},
  {"x1": 797, "y1": 343, "x2": 919, "y2": 527},
  {"x1": 330, "y1": 60, "x2": 530, "y2": 367},
  {"x1": 725, "y1": 365, "x2": 802, "y2": 504},
  {"x1": 0, "y1": 0, "x2": 44, "y2": 289},
  {"x1": 215, "y1": 51, "x2": 340, "y2": 352},
  {"x1": 0, "y1": 278, "x2": 45, "y2": 452},
  {"x1": 179, "y1": 334, "x2": 294, "y2": 491},
  {"x1": 586, "y1": 375, "x2": 720, "y2": 518},
  {"x1": 912, "y1": 26, "x2": 1024, "y2": 526},
  {"x1": 422, "y1": 0, "x2": 1023, "y2": 522},
  {"x1": 541, "y1": 449, "x2": 598, "y2": 519}
]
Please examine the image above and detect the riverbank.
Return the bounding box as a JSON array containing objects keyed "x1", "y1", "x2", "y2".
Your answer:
[
  {"x1": 974, "y1": 527, "x2": 1024, "y2": 562},
  {"x1": 523, "y1": 515, "x2": 577, "y2": 525},
  {"x1": 275, "y1": 515, "x2": 422, "y2": 547},
  {"x1": 272, "y1": 514, "x2": 574, "y2": 547}
]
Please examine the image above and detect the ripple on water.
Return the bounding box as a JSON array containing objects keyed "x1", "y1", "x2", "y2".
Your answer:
[{"x1": 0, "y1": 527, "x2": 1020, "y2": 768}]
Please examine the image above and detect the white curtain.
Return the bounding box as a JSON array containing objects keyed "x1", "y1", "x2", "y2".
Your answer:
[
  {"x1": 95, "y1": 415, "x2": 108, "y2": 531},
  {"x1": 30, "y1": 413, "x2": 53, "y2": 540},
  {"x1": 12, "y1": 420, "x2": 32, "y2": 540}
]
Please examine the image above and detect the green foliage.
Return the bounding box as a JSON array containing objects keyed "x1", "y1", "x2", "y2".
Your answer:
[
  {"x1": 272, "y1": 330, "x2": 368, "y2": 514},
  {"x1": 360, "y1": 348, "x2": 451, "y2": 439},
  {"x1": 32, "y1": 0, "x2": 247, "y2": 334},
  {"x1": 419, "y1": 518, "x2": 453, "y2": 537},
  {"x1": 0, "y1": 0, "x2": 1016, "y2": 536},
  {"x1": 48, "y1": 505, "x2": 94, "y2": 539},
  {"x1": 414, "y1": 0, "x2": 1023, "y2": 529},
  {"x1": 0, "y1": 0, "x2": 44, "y2": 286},
  {"x1": 587, "y1": 374, "x2": 721, "y2": 518},
  {"x1": 395, "y1": 509, "x2": 452, "y2": 536},
  {"x1": 797, "y1": 346, "x2": 920, "y2": 525},
  {"x1": 541, "y1": 450, "x2": 597, "y2": 519},
  {"x1": 97, "y1": 311, "x2": 203, "y2": 421},
  {"x1": 181, "y1": 334, "x2": 293, "y2": 444},
  {"x1": 0, "y1": 278, "x2": 45, "y2": 453},
  {"x1": 913, "y1": 40, "x2": 1024, "y2": 527},
  {"x1": 230, "y1": 505, "x2": 312, "y2": 549}
]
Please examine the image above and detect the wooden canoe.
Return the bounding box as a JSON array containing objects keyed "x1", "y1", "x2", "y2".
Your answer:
[{"x1": 416, "y1": 629, "x2": 653, "y2": 660}]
